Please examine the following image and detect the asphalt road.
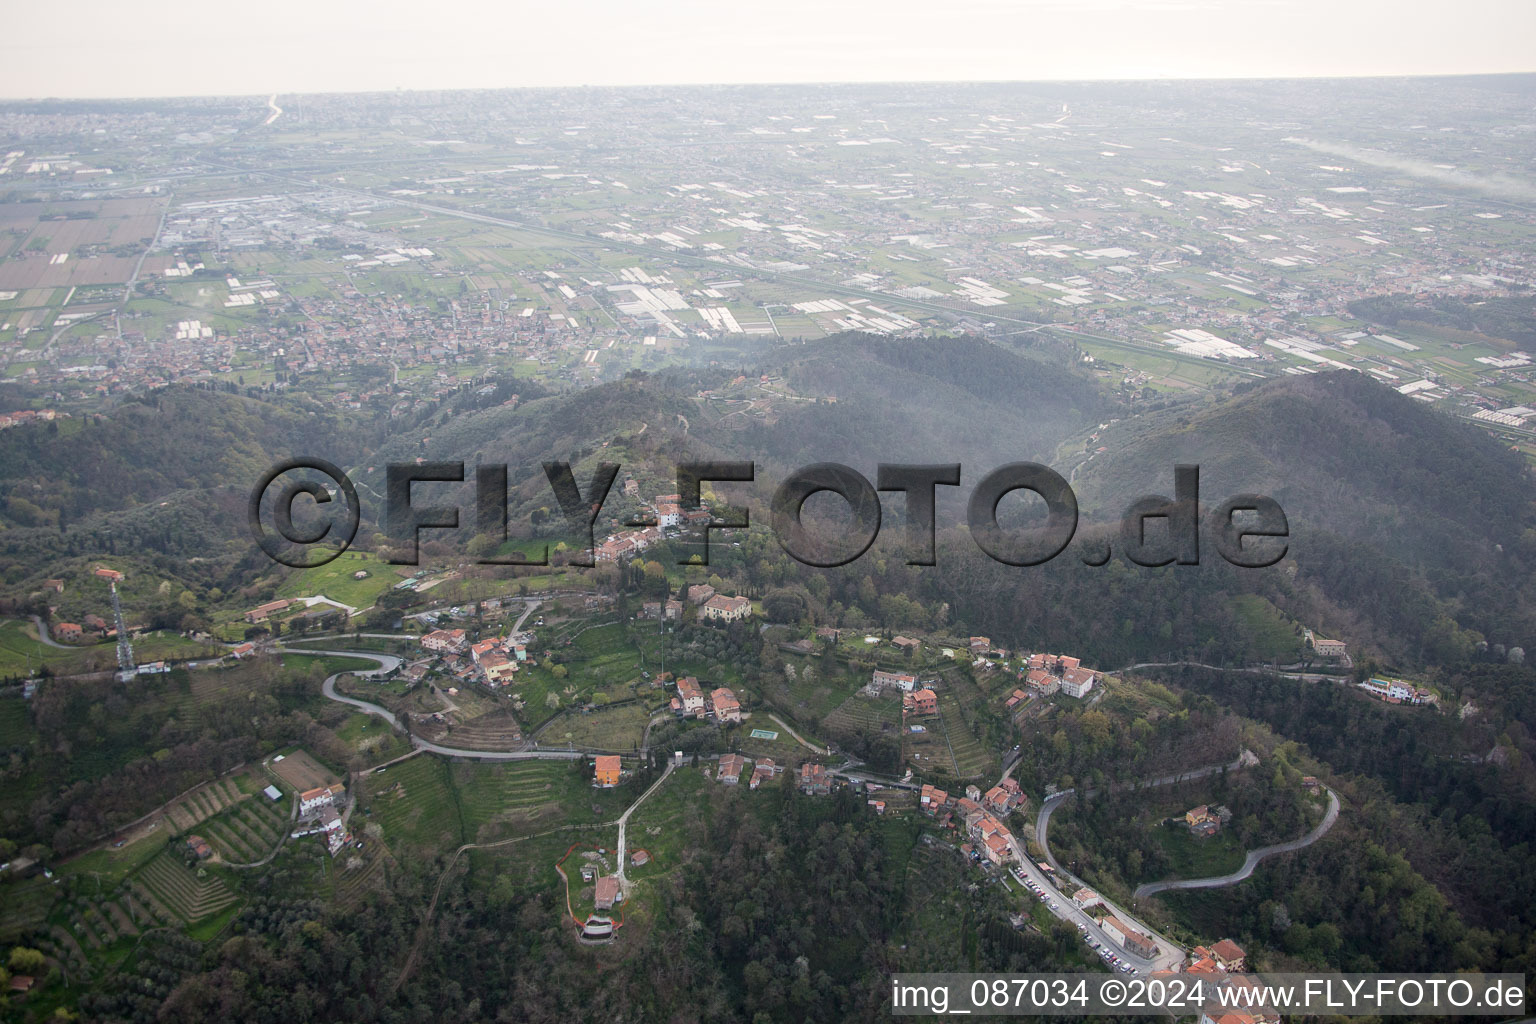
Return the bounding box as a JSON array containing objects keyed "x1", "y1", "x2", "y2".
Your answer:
[
  {"x1": 285, "y1": 646, "x2": 586, "y2": 762},
  {"x1": 1133, "y1": 787, "x2": 1341, "y2": 901},
  {"x1": 1021, "y1": 750, "x2": 1259, "y2": 974}
]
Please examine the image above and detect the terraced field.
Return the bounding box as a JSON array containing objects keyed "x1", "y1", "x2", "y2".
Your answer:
[
  {"x1": 130, "y1": 851, "x2": 238, "y2": 923},
  {"x1": 330, "y1": 845, "x2": 389, "y2": 908},
  {"x1": 454, "y1": 759, "x2": 626, "y2": 843},
  {"x1": 938, "y1": 692, "x2": 996, "y2": 779},
  {"x1": 427, "y1": 710, "x2": 523, "y2": 750},
  {"x1": 200, "y1": 795, "x2": 290, "y2": 864},
  {"x1": 57, "y1": 887, "x2": 155, "y2": 953},
  {"x1": 905, "y1": 714, "x2": 960, "y2": 776},
  {"x1": 0, "y1": 877, "x2": 58, "y2": 941},
  {"x1": 822, "y1": 691, "x2": 904, "y2": 735},
  {"x1": 165, "y1": 776, "x2": 247, "y2": 832},
  {"x1": 362, "y1": 755, "x2": 465, "y2": 853}
]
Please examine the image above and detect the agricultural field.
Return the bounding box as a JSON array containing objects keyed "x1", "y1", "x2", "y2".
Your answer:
[
  {"x1": 359, "y1": 754, "x2": 464, "y2": 854},
  {"x1": 937, "y1": 691, "x2": 998, "y2": 779},
  {"x1": 1229, "y1": 594, "x2": 1306, "y2": 662},
  {"x1": 333, "y1": 711, "x2": 412, "y2": 764},
  {"x1": 268, "y1": 749, "x2": 342, "y2": 794},
  {"x1": 165, "y1": 776, "x2": 247, "y2": 833},
  {"x1": 768, "y1": 655, "x2": 864, "y2": 724},
  {"x1": 540, "y1": 701, "x2": 652, "y2": 752},
  {"x1": 194, "y1": 794, "x2": 291, "y2": 865},
  {"x1": 734, "y1": 721, "x2": 816, "y2": 765},
  {"x1": 421, "y1": 709, "x2": 524, "y2": 750},
  {"x1": 0, "y1": 693, "x2": 30, "y2": 746},
  {"x1": 128, "y1": 850, "x2": 239, "y2": 924},
  {"x1": 0, "y1": 618, "x2": 104, "y2": 676},
  {"x1": 453, "y1": 758, "x2": 632, "y2": 844},
  {"x1": 822, "y1": 690, "x2": 904, "y2": 735},
  {"x1": 274, "y1": 550, "x2": 403, "y2": 611}
]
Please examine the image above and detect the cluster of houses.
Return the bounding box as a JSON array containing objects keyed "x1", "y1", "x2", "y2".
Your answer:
[
  {"x1": 1188, "y1": 939, "x2": 1247, "y2": 972},
  {"x1": 417, "y1": 627, "x2": 531, "y2": 687},
  {"x1": 864, "y1": 666, "x2": 941, "y2": 717},
  {"x1": 1359, "y1": 677, "x2": 1436, "y2": 706},
  {"x1": 665, "y1": 675, "x2": 743, "y2": 723},
  {"x1": 0, "y1": 407, "x2": 63, "y2": 431},
  {"x1": 1004, "y1": 653, "x2": 1099, "y2": 708},
  {"x1": 717, "y1": 753, "x2": 782, "y2": 788},
  {"x1": 595, "y1": 491, "x2": 716, "y2": 563},
  {"x1": 918, "y1": 779, "x2": 1028, "y2": 867},
  {"x1": 289, "y1": 782, "x2": 352, "y2": 855},
  {"x1": 641, "y1": 584, "x2": 752, "y2": 624}
]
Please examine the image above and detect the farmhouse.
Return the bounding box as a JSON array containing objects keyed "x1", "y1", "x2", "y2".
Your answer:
[
  {"x1": 799, "y1": 763, "x2": 831, "y2": 795},
  {"x1": 421, "y1": 628, "x2": 467, "y2": 654},
  {"x1": 905, "y1": 688, "x2": 938, "y2": 715},
  {"x1": 300, "y1": 785, "x2": 339, "y2": 815},
  {"x1": 700, "y1": 594, "x2": 752, "y2": 622},
  {"x1": 594, "y1": 876, "x2": 623, "y2": 910},
  {"x1": 710, "y1": 687, "x2": 742, "y2": 723},
  {"x1": 245, "y1": 599, "x2": 292, "y2": 623},
  {"x1": 594, "y1": 755, "x2": 622, "y2": 787},
  {"x1": 749, "y1": 759, "x2": 778, "y2": 789},
  {"x1": 871, "y1": 669, "x2": 917, "y2": 692},
  {"x1": 717, "y1": 753, "x2": 748, "y2": 784}
]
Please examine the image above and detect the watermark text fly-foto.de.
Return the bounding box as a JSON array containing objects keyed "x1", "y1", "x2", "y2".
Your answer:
[{"x1": 249, "y1": 458, "x2": 1287, "y2": 571}]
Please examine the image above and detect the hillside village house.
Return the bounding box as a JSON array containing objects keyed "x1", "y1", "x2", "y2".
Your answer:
[
  {"x1": 1103, "y1": 917, "x2": 1158, "y2": 959},
  {"x1": 594, "y1": 755, "x2": 622, "y2": 787},
  {"x1": 1189, "y1": 940, "x2": 1248, "y2": 973},
  {"x1": 871, "y1": 669, "x2": 917, "y2": 692},
  {"x1": 1360, "y1": 677, "x2": 1436, "y2": 705},
  {"x1": 594, "y1": 876, "x2": 623, "y2": 911},
  {"x1": 904, "y1": 688, "x2": 938, "y2": 715},
  {"x1": 421, "y1": 628, "x2": 467, "y2": 654},
  {"x1": 799, "y1": 763, "x2": 831, "y2": 795},
  {"x1": 673, "y1": 676, "x2": 706, "y2": 717},
  {"x1": 245, "y1": 599, "x2": 292, "y2": 623},
  {"x1": 1060, "y1": 666, "x2": 1097, "y2": 698},
  {"x1": 480, "y1": 653, "x2": 519, "y2": 685},
  {"x1": 686, "y1": 584, "x2": 716, "y2": 605},
  {"x1": 717, "y1": 753, "x2": 748, "y2": 784},
  {"x1": 1025, "y1": 669, "x2": 1060, "y2": 696},
  {"x1": 300, "y1": 783, "x2": 344, "y2": 816},
  {"x1": 969, "y1": 636, "x2": 991, "y2": 654},
  {"x1": 920, "y1": 784, "x2": 949, "y2": 814},
  {"x1": 642, "y1": 598, "x2": 683, "y2": 621},
  {"x1": 1185, "y1": 804, "x2": 1227, "y2": 836},
  {"x1": 892, "y1": 636, "x2": 921, "y2": 657},
  {"x1": 700, "y1": 594, "x2": 752, "y2": 622},
  {"x1": 54, "y1": 622, "x2": 83, "y2": 642},
  {"x1": 711, "y1": 687, "x2": 742, "y2": 723},
  {"x1": 749, "y1": 759, "x2": 778, "y2": 789},
  {"x1": 1310, "y1": 633, "x2": 1347, "y2": 658},
  {"x1": 982, "y1": 832, "x2": 1013, "y2": 866}
]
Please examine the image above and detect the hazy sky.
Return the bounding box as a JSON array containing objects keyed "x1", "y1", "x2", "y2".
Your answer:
[{"x1": 2, "y1": 0, "x2": 1533, "y2": 99}]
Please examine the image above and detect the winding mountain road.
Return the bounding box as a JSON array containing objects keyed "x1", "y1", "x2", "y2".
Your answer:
[
  {"x1": 283, "y1": 647, "x2": 586, "y2": 762},
  {"x1": 1132, "y1": 787, "x2": 1341, "y2": 901}
]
